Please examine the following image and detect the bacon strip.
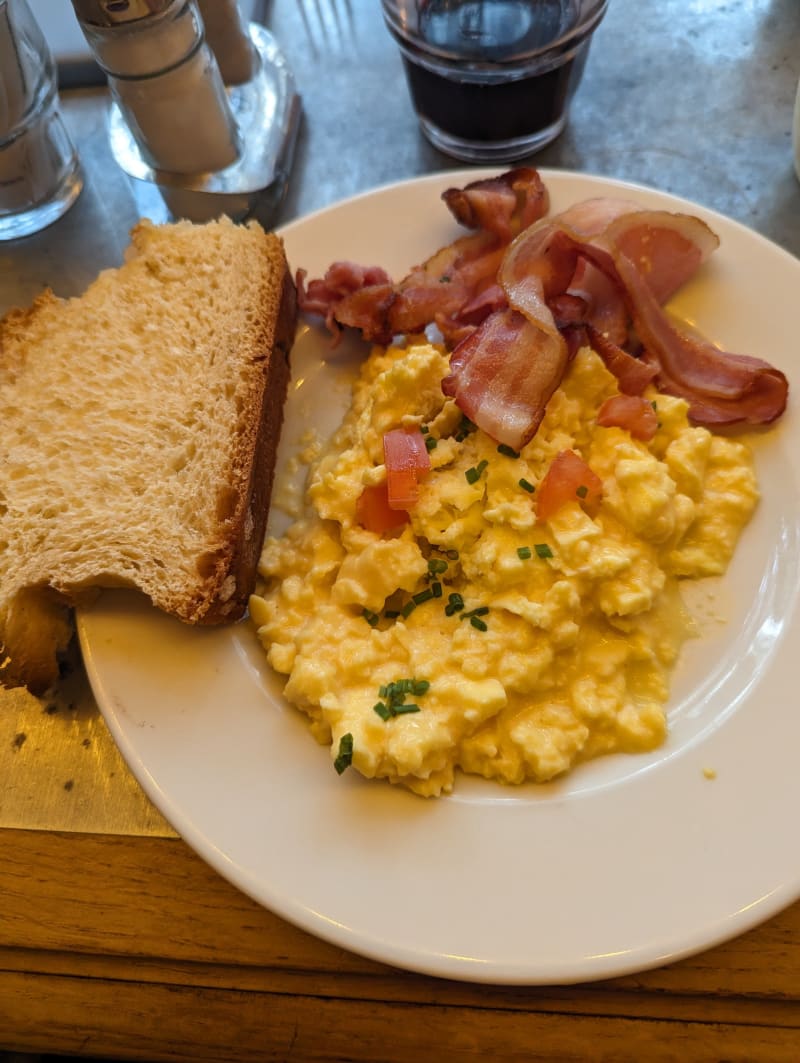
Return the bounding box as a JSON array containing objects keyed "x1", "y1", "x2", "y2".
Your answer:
[
  {"x1": 296, "y1": 263, "x2": 394, "y2": 344},
  {"x1": 442, "y1": 167, "x2": 549, "y2": 242},
  {"x1": 442, "y1": 308, "x2": 567, "y2": 450},
  {"x1": 482, "y1": 205, "x2": 788, "y2": 435},
  {"x1": 594, "y1": 229, "x2": 788, "y2": 426},
  {"x1": 297, "y1": 168, "x2": 550, "y2": 346},
  {"x1": 586, "y1": 325, "x2": 658, "y2": 395}
]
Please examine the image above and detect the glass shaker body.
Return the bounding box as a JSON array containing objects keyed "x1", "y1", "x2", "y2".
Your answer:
[
  {"x1": 79, "y1": 0, "x2": 240, "y2": 175},
  {"x1": 0, "y1": 0, "x2": 82, "y2": 239}
]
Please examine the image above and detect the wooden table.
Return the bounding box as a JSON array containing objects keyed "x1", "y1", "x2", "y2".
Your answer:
[{"x1": 2, "y1": 1, "x2": 799, "y2": 1058}]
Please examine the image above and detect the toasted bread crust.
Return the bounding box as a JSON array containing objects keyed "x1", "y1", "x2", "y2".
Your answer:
[
  {"x1": 196, "y1": 256, "x2": 297, "y2": 624},
  {"x1": 0, "y1": 217, "x2": 297, "y2": 693}
]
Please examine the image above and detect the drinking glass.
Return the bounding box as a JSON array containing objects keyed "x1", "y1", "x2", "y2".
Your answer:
[
  {"x1": 0, "y1": 0, "x2": 82, "y2": 240},
  {"x1": 381, "y1": 0, "x2": 609, "y2": 162}
]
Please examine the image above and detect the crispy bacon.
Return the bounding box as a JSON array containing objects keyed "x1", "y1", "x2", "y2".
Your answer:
[
  {"x1": 387, "y1": 231, "x2": 506, "y2": 338},
  {"x1": 586, "y1": 325, "x2": 658, "y2": 395},
  {"x1": 299, "y1": 173, "x2": 787, "y2": 444},
  {"x1": 297, "y1": 168, "x2": 550, "y2": 346},
  {"x1": 296, "y1": 263, "x2": 394, "y2": 344},
  {"x1": 441, "y1": 167, "x2": 549, "y2": 242},
  {"x1": 567, "y1": 256, "x2": 628, "y2": 346},
  {"x1": 485, "y1": 204, "x2": 787, "y2": 435},
  {"x1": 442, "y1": 308, "x2": 567, "y2": 450},
  {"x1": 599, "y1": 233, "x2": 788, "y2": 427}
]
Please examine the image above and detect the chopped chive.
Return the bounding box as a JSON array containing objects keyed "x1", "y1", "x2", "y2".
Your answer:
[
  {"x1": 413, "y1": 588, "x2": 434, "y2": 605},
  {"x1": 535, "y1": 543, "x2": 553, "y2": 559},
  {"x1": 517, "y1": 546, "x2": 532, "y2": 559},
  {"x1": 424, "y1": 435, "x2": 438, "y2": 452},
  {"x1": 428, "y1": 558, "x2": 448, "y2": 575},
  {"x1": 362, "y1": 608, "x2": 380, "y2": 627},
  {"x1": 333, "y1": 733, "x2": 354, "y2": 774},
  {"x1": 470, "y1": 616, "x2": 488, "y2": 631},
  {"x1": 651, "y1": 400, "x2": 657, "y2": 410},
  {"x1": 440, "y1": 274, "x2": 451, "y2": 283},
  {"x1": 497, "y1": 444, "x2": 520, "y2": 458},
  {"x1": 519, "y1": 478, "x2": 535, "y2": 493},
  {"x1": 374, "y1": 678, "x2": 429, "y2": 721},
  {"x1": 401, "y1": 600, "x2": 417, "y2": 618},
  {"x1": 576, "y1": 484, "x2": 588, "y2": 499},
  {"x1": 465, "y1": 459, "x2": 488, "y2": 485},
  {"x1": 431, "y1": 581, "x2": 443, "y2": 598},
  {"x1": 384, "y1": 609, "x2": 400, "y2": 619},
  {"x1": 420, "y1": 424, "x2": 429, "y2": 434},
  {"x1": 445, "y1": 591, "x2": 464, "y2": 617},
  {"x1": 454, "y1": 416, "x2": 477, "y2": 442},
  {"x1": 462, "y1": 606, "x2": 489, "y2": 618}
]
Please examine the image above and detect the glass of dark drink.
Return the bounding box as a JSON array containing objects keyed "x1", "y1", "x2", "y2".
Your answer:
[{"x1": 381, "y1": 0, "x2": 609, "y2": 162}]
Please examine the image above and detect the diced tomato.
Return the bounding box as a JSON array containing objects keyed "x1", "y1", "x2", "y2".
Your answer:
[
  {"x1": 537, "y1": 449, "x2": 603, "y2": 522},
  {"x1": 383, "y1": 427, "x2": 430, "y2": 511},
  {"x1": 386, "y1": 467, "x2": 419, "y2": 510},
  {"x1": 383, "y1": 427, "x2": 431, "y2": 473},
  {"x1": 356, "y1": 483, "x2": 410, "y2": 534},
  {"x1": 596, "y1": 394, "x2": 658, "y2": 441}
]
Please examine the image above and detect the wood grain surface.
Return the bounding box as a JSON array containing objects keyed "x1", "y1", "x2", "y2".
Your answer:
[{"x1": 1, "y1": 828, "x2": 798, "y2": 1061}]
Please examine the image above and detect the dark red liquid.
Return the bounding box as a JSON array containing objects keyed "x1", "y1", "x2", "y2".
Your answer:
[{"x1": 401, "y1": 0, "x2": 589, "y2": 144}]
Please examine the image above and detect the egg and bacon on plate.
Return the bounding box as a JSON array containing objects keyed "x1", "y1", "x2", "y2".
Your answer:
[{"x1": 250, "y1": 169, "x2": 787, "y2": 797}]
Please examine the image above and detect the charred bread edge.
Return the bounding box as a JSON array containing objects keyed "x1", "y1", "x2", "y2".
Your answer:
[{"x1": 199, "y1": 253, "x2": 298, "y2": 625}]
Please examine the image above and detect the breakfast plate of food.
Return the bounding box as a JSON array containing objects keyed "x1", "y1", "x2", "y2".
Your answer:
[{"x1": 74, "y1": 168, "x2": 799, "y2": 984}]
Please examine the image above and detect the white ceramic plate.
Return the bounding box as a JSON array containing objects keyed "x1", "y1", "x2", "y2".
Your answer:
[{"x1": 78, "y1": 170, "x2": 800, "y2": 985}]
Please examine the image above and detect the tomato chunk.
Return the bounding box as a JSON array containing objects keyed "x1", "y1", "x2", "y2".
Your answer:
[
  {"x1": 384, "y1": 427, "x2": 430, "y2": 510},
  {"x1": 597, "y1": 394, "x2": 658, "y2": 441},
  {"x1": 356, "y1": 483, "x2": 410, "y2": 534},
  {"x1": 537, "y1": 449, "x2": 603, "y2": 522}
]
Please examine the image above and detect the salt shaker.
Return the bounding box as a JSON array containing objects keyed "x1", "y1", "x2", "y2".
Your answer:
[
  {"x1": 71, "y1": 0, "x2": 240, "y2": 175},
  {"x1": 0, "y1": 0, "x2": 82, "y2": 239},
  {"x1": 196, "y1": 0, "x2": 253, "y2": 85}
]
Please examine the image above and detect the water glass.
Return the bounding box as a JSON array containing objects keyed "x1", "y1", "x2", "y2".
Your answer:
[
  {"x1": 0, "y1": 0, "x2": 82, "y2": 240},
  {"x1": 381, "y1": 0, "x2": 609, "y2": 162}
]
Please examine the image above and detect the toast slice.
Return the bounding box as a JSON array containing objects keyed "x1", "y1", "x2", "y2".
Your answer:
[{"x1": 0, "y1": 216, "x2": 296, "y2": 694}]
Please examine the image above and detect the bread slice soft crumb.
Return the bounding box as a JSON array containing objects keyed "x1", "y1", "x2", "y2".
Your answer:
[{"x1": 0, "y1": 216, "x2": 296, "y2": 694}]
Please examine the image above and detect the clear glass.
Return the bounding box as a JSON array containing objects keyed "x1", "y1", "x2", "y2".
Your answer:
[
  {"x1": 0, "y1": 0, "x2": 82, "y2": 239},
  {"x1": 381, "y1": 0, "x2": 609, "y2": 162}
]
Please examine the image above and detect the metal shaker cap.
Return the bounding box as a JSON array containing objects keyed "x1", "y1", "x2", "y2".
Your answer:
[{"x1": 71, "y1": 0, "x2": 178, "y2": 27}]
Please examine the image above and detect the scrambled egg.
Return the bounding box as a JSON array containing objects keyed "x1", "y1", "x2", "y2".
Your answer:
[{"x1": 250, "y1": 341, "x2": 759, "y2": 796}]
